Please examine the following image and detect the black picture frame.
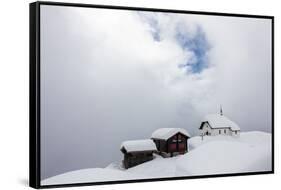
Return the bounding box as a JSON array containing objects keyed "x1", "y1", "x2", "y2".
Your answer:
[{"x1": 29, "y1": 1, "x2": 274, "y2": 189}]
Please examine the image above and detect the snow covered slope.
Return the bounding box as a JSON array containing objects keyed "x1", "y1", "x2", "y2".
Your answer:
[{"x1": 42, "y1": 131, "x2": 272, "y2": 185}]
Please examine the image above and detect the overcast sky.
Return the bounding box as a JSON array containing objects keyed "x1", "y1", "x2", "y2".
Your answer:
[{"x1": 40, "y1": 5, "x2": 272, "y2": 180}]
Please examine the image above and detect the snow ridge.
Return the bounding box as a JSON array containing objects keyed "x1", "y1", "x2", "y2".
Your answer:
[{"x1": 42, "y1": 131, "x2": 272, "y2": 185}]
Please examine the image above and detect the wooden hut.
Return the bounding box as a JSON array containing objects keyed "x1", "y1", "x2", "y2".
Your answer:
[
  {"x1": 151, "y1": 128, "x2": 190, "y2": 157},
  {"x1": 120, "y1": 139, "x2": 157, "y2": 169}
]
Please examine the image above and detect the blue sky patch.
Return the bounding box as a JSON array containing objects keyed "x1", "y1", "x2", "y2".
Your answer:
[
  {"x1": 137, "y1": 12, "x2": 161, "y2": 42},
  {"x1": 176, "y1": 26, "x2": 211, "y2": 73},
  {"x1": 146, "y1": 16, "x2": 161, "y2": 41},
  {"x1": 137, "y1": 12, "x2": 211, "y2": 73}
]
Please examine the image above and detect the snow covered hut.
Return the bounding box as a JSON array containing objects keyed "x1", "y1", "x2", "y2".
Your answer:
[
  {"x1": 120, "y1": 139, "x2": 157, "y2": 169},
  {"x1": 199, "y1": 110, "x2": 240, "y2": 137},
  {"x1": 151, "y1": 128, "x2": 190, "y2": 157}
]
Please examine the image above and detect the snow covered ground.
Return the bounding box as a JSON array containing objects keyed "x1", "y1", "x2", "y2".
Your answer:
[{"x1": 42, "y1": 131, "x2": 272, "y2": 185}]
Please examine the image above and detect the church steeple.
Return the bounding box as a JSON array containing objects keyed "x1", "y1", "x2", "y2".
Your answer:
[{"x1": 220, "y1": 105, "x2": 223, "y2": 116}]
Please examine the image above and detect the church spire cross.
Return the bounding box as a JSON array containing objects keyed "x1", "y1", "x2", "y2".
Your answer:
[{"x1": 220, "y1": 105, "x2": 223, "y2": 116}]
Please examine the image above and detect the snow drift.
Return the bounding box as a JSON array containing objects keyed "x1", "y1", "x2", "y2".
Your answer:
[{"x1": 42, "y1": 131, "x2": 272, "y2": 185}]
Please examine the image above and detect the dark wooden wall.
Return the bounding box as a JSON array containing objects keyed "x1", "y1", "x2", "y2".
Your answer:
[
  {"x1": 123, "y1": 151, "x2": 154, "y2": 169},
  {"x1": 153, "y1": 132, "x2": 188, "y2": 157}
]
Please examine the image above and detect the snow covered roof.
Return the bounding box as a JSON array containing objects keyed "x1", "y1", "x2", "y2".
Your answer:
[
  {"x1": 200, "y1": 114, "x2": 240, "y2": 131},
  {"x1": 151, "y1": 128, "x2": 190, "y2": 140},
  {"x1": 120, "y1": 139, "x2": 157, "y2": 153}
]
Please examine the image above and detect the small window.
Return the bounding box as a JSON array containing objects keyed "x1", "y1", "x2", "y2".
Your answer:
[
  {"x1": 224, "y1": 129, "x2": 226, "y2": 134},
  {"x1": 219, "y1": 130, "x2": 221, "y2": 134},
  {"x1": 235, "y1": 131, "x2": 237, "y2": 134}
]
